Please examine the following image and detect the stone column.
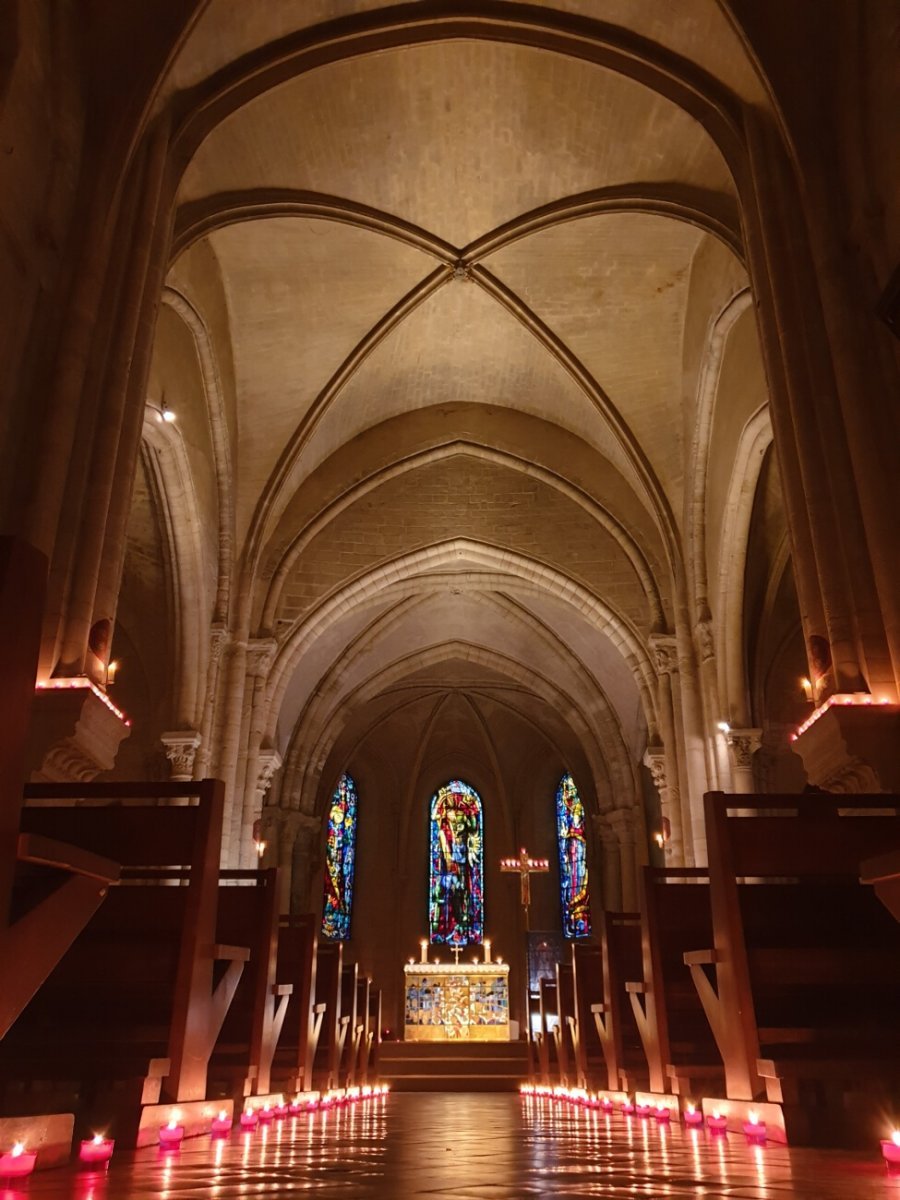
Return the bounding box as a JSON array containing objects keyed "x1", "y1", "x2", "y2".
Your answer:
[
  {"x1": 236, "y1": 638, "x2": 278, "y2": 866},
  {"x1": 607, "y1": 808, "x2": 638, "y2": 913},
  {"x1": 726, "y1": 728, "x2": 763, "y2": 794},
  {"x1": 650, "y1": 634, "x2": 694, "y2": 866},
  {"x1": 643, "y1": 749, "x2": 683, "y2": 865},
  {"x1": 160, "y1": 729, "x2": 201, "y2": 785},
  {"x1": 290, "y1": 812, "x2": 324, "y2": 915},
  {"x1": 247, "y1": 748, "x2": 282, "y2": 866},
  {"x1": 593, "y1": 814, "x2": 621, "y2": 912},
  {"x1": 194, "y1": 623, "x2": 228, "y2": 778},
  {"x1": 28, "y1": 686, "x2": 131, "y2": 782}
]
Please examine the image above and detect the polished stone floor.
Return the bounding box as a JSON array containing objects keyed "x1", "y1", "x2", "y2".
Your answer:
[{"x1": 12, "y1": 1093, "x2": 899, "y2": 1198}]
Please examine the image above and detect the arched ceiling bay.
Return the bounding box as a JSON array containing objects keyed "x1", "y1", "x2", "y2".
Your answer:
[
  {"x1": 165, "y1": 1, "x2": 765, "y2": 107},
  {"x1": 178, "y1": 41, "x2": 737, "y2": 244}
]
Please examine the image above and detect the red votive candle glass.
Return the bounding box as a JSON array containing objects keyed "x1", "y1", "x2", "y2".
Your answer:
[
  {"x1": 880, "y1": 1131, "x2": 900, "y2": 1167},
  {"x1": 274, "y1": 1103, "x2": 289, "y2": 1119},
  {"x1": 655, "y1": 1106, "x2": 671, "y2": 1122},
  {"x1": 635, "y1": 1103, "x2": 653, "y2": 1117},
  {"x1": 210, "y1": 1111, "x2": 232, "y2": 1135},
  {"x1": 79, "y1": 1134, "x2": 115, "y2": 1164},
  {"x1": 0, "y1": 1143, "x2": 37, "y2": 1178},
  {"x1": 257, "y1": 1105, "x2": 275, "y2": 1123},
  {"x1": 240, "y1": 1109, "x2": 259, "y2": 1130},
  {"x1": 159, "y1": 1119, "x2": 184, "y2": 1148},
  {"x1": 683, "y1": 1105, "x2": 704, "y2": 1127},
  {"x1": 743, "y1": 1113, "x2": 767, "y2": 1143},
  {"x1": 707, "y1": 1111, "x2": 728, "y2": 1134},
  {"x1": 288, "y1": 1099, "x2": 303, "y2": 1116},
  {"x1": 621, "y1": 1100, "x2": 635, "y2": 1115}
]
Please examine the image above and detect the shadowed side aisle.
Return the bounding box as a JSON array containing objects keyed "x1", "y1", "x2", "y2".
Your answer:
[{"x1": 15, "y1": 1093, "x2": 897, "y2": 1198}]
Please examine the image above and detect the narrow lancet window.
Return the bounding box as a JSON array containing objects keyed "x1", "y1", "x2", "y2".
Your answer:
[
  {"x1": 556, "y1": 773, "x2": 591, "y2": 938},
  {"x1": 429, "y1": 780, "x2": 484, "y2": 944},
  {"x1": 321, "y1": 773, "x2": 358, "y2": 941}
]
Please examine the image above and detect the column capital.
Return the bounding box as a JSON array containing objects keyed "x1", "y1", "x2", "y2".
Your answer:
[
  {"x1": 726, "y1": 728, "x2": 763, "y2": 769},
  {"x1": 605, "y1": 806, "x2": 636, "y2": 844},
  {"x1": 648, "y1": 634, "x2": 679, "y2": 676},
  {"x1": 256, "y1": 748, "x2": 283, "y2": 795},
  {"x1": 246, "y1": 637, "x2": 278, "y2": 677},
  {"x1": 160, "y1": 729, "x2": 202, "y2": 780},
  {"x1": 642, "y1": 749, "x2": 667, "y2": 792},
  {"x1": 694, "y1": 616, "x2": 716, "y2": 664},
  {"x1": 208, "y1": 623, "x2": 229, "y2": 665}
]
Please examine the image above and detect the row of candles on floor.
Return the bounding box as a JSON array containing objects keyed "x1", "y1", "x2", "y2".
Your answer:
[
  {"x1": 519, "y1": 1085, "x2": 900, "y2": 1168},
  {"x1": 0, "y1": 1086, "x2": 390, "y2": 1179}
]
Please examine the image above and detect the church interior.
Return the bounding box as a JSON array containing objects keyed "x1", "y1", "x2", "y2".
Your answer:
[{"x1": 1, "y1": 2, "x2": 899, "y2": 1196}]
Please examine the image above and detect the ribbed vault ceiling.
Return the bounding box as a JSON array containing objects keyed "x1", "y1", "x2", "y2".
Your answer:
[{"x1": 151, "y1": 4, "x2": 761, "y2": 815}]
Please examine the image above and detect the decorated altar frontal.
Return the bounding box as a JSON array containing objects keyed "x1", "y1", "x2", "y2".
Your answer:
[{"x1": 403, "y1": 960, "x2": 510, "y2": 1041}]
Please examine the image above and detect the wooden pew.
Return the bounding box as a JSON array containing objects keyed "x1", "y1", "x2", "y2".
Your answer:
[
  {"x1": 3, "y1": 780, "x2": 245, "y2": 1132},
  {"x1": 537, "y1": 978, "x2": 558, "y2": 1084},
  {"x1": 270, "y1": 914, "x2": 322, "y2": 1095},
  {"x1": 0, "y1": 538, "x2": 123, "y2": 1047},
  {"x1": 570, "y1": 941, "x2": 603, "y2": 1089},
  {"x1": 338, "y1": 962, "x2": 360, "y2": 1087},
  {"x1": 631, "y1": 869, "x2": 722, "y2": 1099},
  {"x1": 860, "y1": 847, "x2": 900, "y2": 923},
  {"x1": 553, "y1": 962, "x2": 576, "y2": 1087},
  {"x1": 366, "y1": 987, "x2": 382, "y2": 1081},
  {"x1": 208, "y1": 868, "x2": 292, "y2": 1100},
  {"x1": 688, "y1": 791, "x2": 900, "y2": 1138},
  {"x1": 354, "y1": 975, "x2": 372, "y2": 1085},
  {"x1": 589, "y1": 912, "x2": 646, "y2": 1093},
  {"x1": 312, "y1": 942, "x2": 345, "y2": 1092}
]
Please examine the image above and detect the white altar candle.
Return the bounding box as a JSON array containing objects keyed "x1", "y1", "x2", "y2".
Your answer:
[{"x1": 484, "y1": 938, "x2": 492, "y2": 963}]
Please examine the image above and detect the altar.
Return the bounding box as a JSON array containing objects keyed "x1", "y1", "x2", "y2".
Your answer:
[{"x1": 403, "y1": 959, "x2": 510, "y2": 1041}]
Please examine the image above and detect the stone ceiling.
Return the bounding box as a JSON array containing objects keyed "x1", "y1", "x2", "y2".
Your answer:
[{"x1": 145, "y1": 3, "x2": 764, "y2": 817}]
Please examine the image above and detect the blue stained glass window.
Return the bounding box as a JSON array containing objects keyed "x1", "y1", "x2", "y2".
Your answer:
[
  {"x1": 556, "y1": 773, "x2": 591, "y2": 938},
  {"x1": 321, "y1": 773, "x2": 357, "y2": 941},
  {"x1": 429, "y1": 780, "x2": 483, "y2": 944}
]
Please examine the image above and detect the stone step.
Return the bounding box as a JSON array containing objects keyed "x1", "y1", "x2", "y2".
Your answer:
[{"x1": 378, "y1": 1039, "x2": 528, "y2": 1092}]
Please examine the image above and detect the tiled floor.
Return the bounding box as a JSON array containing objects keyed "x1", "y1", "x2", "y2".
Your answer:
[{"x1": 13, "y1": 1093, "x2": 900, "y2": 1198}]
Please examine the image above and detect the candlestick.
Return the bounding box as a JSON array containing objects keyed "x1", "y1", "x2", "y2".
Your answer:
[
  {"x1": 0, "y1": 1143, "x2": 37, "y2": 1178},
  {"x1": 483, "y1": 938, "x2": 492, "y2": 963},
  {"x1": 211, "y1": 1110, "x2": 233, "y2": 1135},
  {"x1": 881, "y1": 1130, "x2": 900, "y2": 1167},
  {"x1": 420, "y1": 939, "x2": 428, "y2": 964},
  {"x1": 80, "y1": 1134, "x2": 115, "y2": 1164},
  {"x1": 159, "y1": 1118, "x2": 185, "y2": 1148}
]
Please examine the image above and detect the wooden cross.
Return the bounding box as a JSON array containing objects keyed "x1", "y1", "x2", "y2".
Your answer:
[
  {"x1": 500, "y1": 847, "x2": 550, "y2": 930},
  {"x1": 450, "y1": 944, "x2": 463, "y2": 965}
]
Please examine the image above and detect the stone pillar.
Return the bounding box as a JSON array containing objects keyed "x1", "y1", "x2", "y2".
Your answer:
[
  {"x1": 593, "y1": 814, "x2": 621, "y2": 912},
  {"x1": 650, "y1": 634, "x2": 695, "y2": 866},
  {"x1": 726, "y1": 728, "x2": 763, "y2": 794},
  {"x1": 236, "y1": 638, "x2": 278, "y2": 866},
  {"x1": 643, "y1": 749, "x2": 683, "y2": 865},
  {"x1": 160, "y1": 730, "x2": 201, "y2": 784},
  {"x1": 247, "y1": 748, "x2": 282, "y2": 866},
  {"x1": 290, "y1": 812, "x2": 324, "y2": 915},
  {"x1": 194, "y1": 623, "x2": 228, "y2": 779},
  {"x1": 607, "y1": 808, "x2": 638, "y2": 913}
]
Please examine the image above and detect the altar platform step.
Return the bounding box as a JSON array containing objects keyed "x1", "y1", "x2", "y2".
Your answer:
[{"x1": 378, "y1": 1041, "x2": 529, "y2": 1092}]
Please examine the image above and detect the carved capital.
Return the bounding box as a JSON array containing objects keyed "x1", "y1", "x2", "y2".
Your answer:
[
  {"x1": 208, "y1": 623, "x2": 229, "y2": 666},
  {"x1": 694, "y1": 617, "x2": 715, "y2": 663},
  {"x1": 727, "y1": 728, "x2": 763, "y2": 769},
  {"x1": 649, "y1": 634, "x2": 679, "y2": 677},
  {"x1": 643, "y1": 750, "x2": 667, "y2": 793},
  {"x1": 160, "y1": 729, "x2": 202, "y2": 780},
  {"x1": 606, "y1": 807, "x2": 635, "y2": 845},
  {"x1": 246, "y1": 637, "x2": 278, "y2": 678},
  {"x1": 31, "y1": 686, "x2": 132, "y2": 783},
  {"x1": 256, "y1": 748, "x2": 283, "y2": 796}
]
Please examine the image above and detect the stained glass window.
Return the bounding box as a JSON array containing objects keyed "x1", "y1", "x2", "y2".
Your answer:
[
  {"x1": 556, "y1": 773, "x2": 591, "y2": 938},
  {"x1": 429, "y1": 780, "x2": 483, "y2": 944},
  {"x1": 321, "y1": 773, "x2": 357, "y2": 941}
]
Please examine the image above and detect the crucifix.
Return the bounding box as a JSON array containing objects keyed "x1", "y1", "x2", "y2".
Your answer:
[
  {"x1": 500, "y1": 846, "x2": 550, "y2": 930},
  {"x1": 449, "y1": 944, "x2": 464, "y2": 965}
]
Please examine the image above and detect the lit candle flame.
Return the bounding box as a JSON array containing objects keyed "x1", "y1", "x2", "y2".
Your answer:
[
  {"x1": 218, "y1": 1110, "x2": 227, "y2": 1121},
  {"x1": 687, "y1": 1104, "x2": 695, "y2": 1114},
  {"x1": 11, "y1": 1143, "x2": 24, "y2": 1157},
  {"x1": 748, "y1": 1111, "x2": 759, "y2": 1125},
  {"x1": 92, "y1": 1134, "x2": 104, "y2": 1145},
  {"x1": 892, "y1": 1130, "x2": 900, "y2": 1147}
]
